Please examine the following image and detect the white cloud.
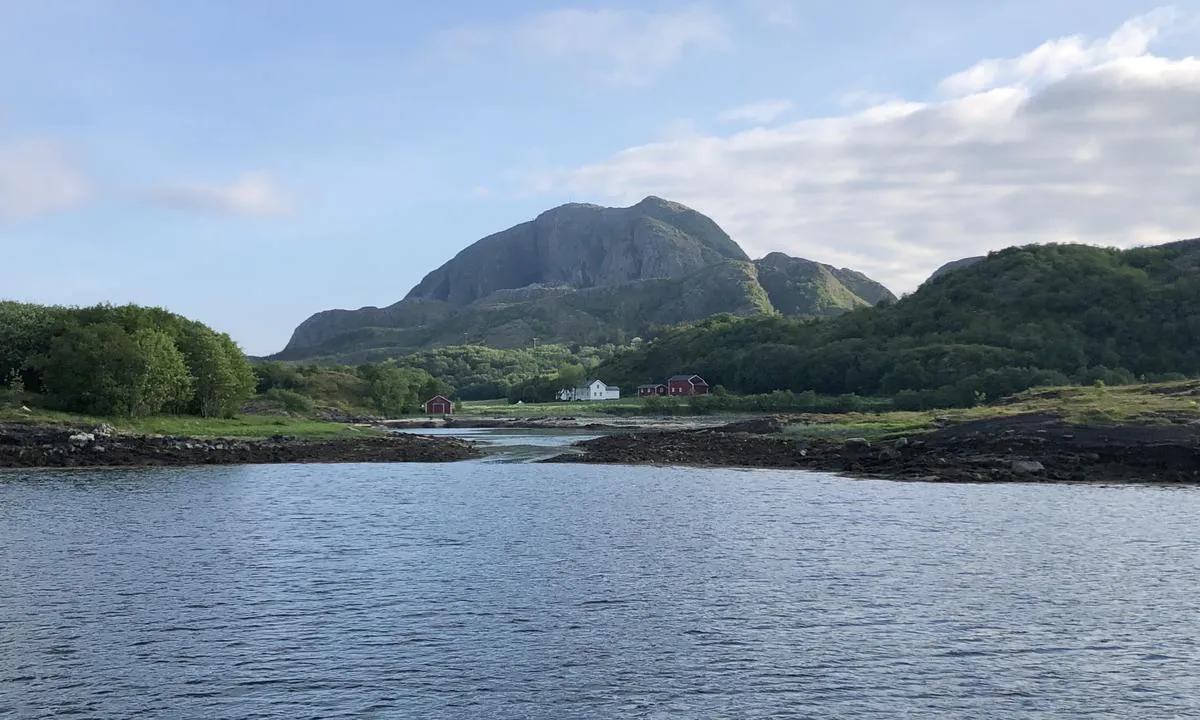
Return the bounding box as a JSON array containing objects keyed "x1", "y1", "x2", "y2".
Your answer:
[
  {"x1": 431, "y1": 5, "x2": 729, "y2": 87},
  {"x1": 0, "y1": 137, "x2": 89, "y2": 220},
  {"x1": 151, "y1": 172, "x2": 291, "y2": 218},
  {"x1": 548, "y1": 9, "x2": 1200, "y2": 293},
  {"x1": 718, "y1": 99, "x2": 793, "y2": 124},
  {"x1": 743, "y1": 0, "x2": 800, "y2": 26},
  {"x1": 939, "y1": 8, "x2": 1177, "y2": 96}
]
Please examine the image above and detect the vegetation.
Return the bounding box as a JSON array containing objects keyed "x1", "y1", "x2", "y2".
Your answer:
[
  {"x1": 250, "y1": 343, "x2": 616, "y2": 415},
  {"x1": 0, "y1": 406, "x2": 371, "y2": 439},
  {"x1": 1, "y1": 302, "x2": 255, "y2": 418},
  {"x1": 780, "y1": 380, "x2": 1200, "y2": 442},
  {"x1": 598, "y1": 242, "x2": 1200, "y2": 408}
]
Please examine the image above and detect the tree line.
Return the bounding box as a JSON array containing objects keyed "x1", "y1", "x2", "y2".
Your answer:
[
  {"x1": 1, "y1": 302, "x2": 255, "y2": 418},
  {"x1": 597, "y1": 242, "x2": 1200, "y2": 408}
]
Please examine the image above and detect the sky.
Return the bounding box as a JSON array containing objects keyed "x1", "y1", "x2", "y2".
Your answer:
[{"x1": 2, "y1": 0, "x2": 1199, "y2": 355}]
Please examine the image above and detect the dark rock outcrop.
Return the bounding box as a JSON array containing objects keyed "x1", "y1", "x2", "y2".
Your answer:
[
  {"x1": 542, "y1": 413, "x2": 1200, "y2": 484},
  {"x1": 0, "y1": 422, "x2": 478, "y2": 468}
]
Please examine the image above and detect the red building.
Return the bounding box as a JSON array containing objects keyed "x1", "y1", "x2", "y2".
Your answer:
[
  {"x1": 637, "y1": 383, "x2": 667, "y2": 397},
  {"x1": 667, "y1": 375, "x2": 709, "y2": 396},
  {"x1": 424, "y1": 395, "x2": 453, "y2": 415}
]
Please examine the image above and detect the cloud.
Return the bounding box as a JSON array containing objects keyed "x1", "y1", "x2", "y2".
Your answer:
[
  {"x1": 0, "y1": 137, "x2": 90, "y2": 220},
  {"x1": 718, "y1": 99, "x2": 793, "y2": 124},
  {"x1": 743, "y1": 0, "x2": 800, "y2": 26},
  {"x1": 548, "y1": 9, "x2": 1200, "y2": 293},
  {"x1": 939, "y1": 8, "x2": 1177, "y2": 96},
  {"x1": 151, "y1": 172, "x2": 291, "y2": 217},
  {"x1": 431, "y1": 5, "x2": 729, "y2": 87}
]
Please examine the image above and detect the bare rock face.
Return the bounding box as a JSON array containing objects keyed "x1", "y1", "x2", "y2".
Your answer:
[
  {"x1": 404, "y1": 196, "x2": 749, "y2": 307},
  {"x1": 275, "y1": 197, "x2": 897, "y2": 360}
]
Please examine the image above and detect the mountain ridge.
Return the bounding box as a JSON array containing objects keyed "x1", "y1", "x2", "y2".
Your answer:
[{"x1": 278, "y1": 198, "x2": 895, "y2": 361}]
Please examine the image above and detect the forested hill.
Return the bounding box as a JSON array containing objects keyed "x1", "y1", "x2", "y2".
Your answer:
[
  {"x1": 0, "y1": 302, "x2": 256, "y2": 418},
  {"x1": 597, "y1": 240, "x2": 1200, "y2": 408}
]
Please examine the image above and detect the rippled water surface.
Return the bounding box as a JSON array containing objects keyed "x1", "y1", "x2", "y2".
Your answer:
[{"x1": 3, "y1": 462, "x2": 1199, "y2": 718}]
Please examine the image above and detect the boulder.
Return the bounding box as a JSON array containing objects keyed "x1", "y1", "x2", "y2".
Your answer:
[{"x1": 1011, "y1": 460, "x2": 1045, "y2": 474}]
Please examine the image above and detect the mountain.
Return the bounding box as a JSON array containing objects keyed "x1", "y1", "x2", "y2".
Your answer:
[
  {"x1": 926, "y1": 256, "x2": 986, "y2": 283},
  {"x1": 597, "y1": 238, "x2": 1200, "y2": 405},
  {"x1": 753, "y1": 252, "x2": 895, "y2": 315},
  {"x1": 405, "y1": 196, "x2": 748, "y2": 307},
  {"x1": 277, "y1": 197, "x2": 894, "y2": 362}
]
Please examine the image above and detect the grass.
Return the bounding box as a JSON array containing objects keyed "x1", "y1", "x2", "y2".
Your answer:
[
  {"x1": 458, "y1": 397, "x2": 649, "y2": 417},
  {"x1": 781, "y1": 381, "x2": 1200, "y2": 442},
  {"x1": 0, "y1": 407, "x2": 373, "y2": 439}
]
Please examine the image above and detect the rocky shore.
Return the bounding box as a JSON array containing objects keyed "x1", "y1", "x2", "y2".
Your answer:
[
  {"x1": 542, "y1": 413, "x2": 1200, "y2": 484},
  {"x1": 381, "y1": 415, "x2": 733, "y2": 432},
  {"x1": 0, "y1": 422, "x2": 478, "y2": 469}
]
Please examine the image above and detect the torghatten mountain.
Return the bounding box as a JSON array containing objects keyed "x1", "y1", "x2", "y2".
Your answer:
[{"x1": 277, "y1": 197, "x2": 896, "y2": 362}]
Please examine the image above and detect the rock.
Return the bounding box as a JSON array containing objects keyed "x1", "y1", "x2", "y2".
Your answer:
[
  {"x1": 68, "y1": 432, "x2": 94, "y2": 446},
  {"x1": 844, "y1": 437, "x2": 872, "y2": 450},
  {"x1": 878, "y1": 448, "x2": 902, "y2": 461},
  {"x1": 1011, "y1": 460, "x2": 1045, "y2": 474},
  {"x1": 93, "y1": 424, "x2": 116, "y2": 438},
  {"x1": 893, "y1": 437, "x2": 910, "y2": 449}
]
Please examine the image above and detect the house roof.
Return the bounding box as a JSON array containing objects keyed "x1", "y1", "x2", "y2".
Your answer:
[
  {"x1": 668, "y1": 374, "x2": 703, "y2": 382},
  {"x1": 638, "y1": 383, "x2": 665, "y2": 388},
  {"x1": 425, "y1": 395, "x2": 451, "y2": 403}
]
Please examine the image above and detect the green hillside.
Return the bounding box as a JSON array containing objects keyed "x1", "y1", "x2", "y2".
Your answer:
[{"x1": 597, "y1": 240, "x2": 1200, "y2": 407}]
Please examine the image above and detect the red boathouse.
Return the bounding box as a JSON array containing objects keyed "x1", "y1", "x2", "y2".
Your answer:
[{"x1": 424, "y1": 395, "x2": 453, "y2": 415}]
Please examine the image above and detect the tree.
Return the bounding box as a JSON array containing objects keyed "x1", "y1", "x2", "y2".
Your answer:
[
  {"x1": 36, "y1": 323, "x2": 154, "y2": 416},
  {"x1": 131, "y1": 328, "x2": 193, "y2": 416},
  {"x1": 178, "y1": 327, "x2": 256, "y2": 418},
  {"x1": 555, "y1": 363, "x2": 586, "y2": 390}
]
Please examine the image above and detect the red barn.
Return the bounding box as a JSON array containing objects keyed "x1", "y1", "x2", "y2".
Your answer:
[
  {"x1": 637, "y1": 383, "x2": 667, "y2": 397},
  {"x1": 667, "y1": 375, "x2": 709, "y2": 396},
  {"x1": 423, "y1": 395, "x2": 453, "y2": 415}
]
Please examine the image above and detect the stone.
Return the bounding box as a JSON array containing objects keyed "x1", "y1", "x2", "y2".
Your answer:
[
  {"x1": 68, "y1": 432, "x2": 94, "y2": 446},
  {"x1": 893, "y1": 437, "x2": 910, "y2": 448},
  {"x1": 844, "y1": 437, "x2": 871, "y2": 450},
  {"x1": 93, "y1": 424, "x2": 116, "y2": 438},
  {"x1": 1011, "y1": 460, "x2": 1045, "y2": 474}
]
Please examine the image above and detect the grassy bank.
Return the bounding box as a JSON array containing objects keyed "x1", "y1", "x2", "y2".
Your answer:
[
  {"x1": 457, "y1": 398, "x2": 648, "y2": 417},
  {"x1": 0, "y1": 408, "x2": 374, "y2": 439},
  {"x1": 782, "y1": 381, "x2": 1200, "y2": 442}
]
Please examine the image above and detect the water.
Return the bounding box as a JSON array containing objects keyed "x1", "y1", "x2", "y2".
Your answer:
[
  {"x1": 2, "y1": 459, "x2": 1199, "y2": 719},
  {"x1": 394, "y1": 427, "x2": 600, "y2": 462}
]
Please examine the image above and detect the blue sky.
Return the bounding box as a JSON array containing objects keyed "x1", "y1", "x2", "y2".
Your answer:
[{"x1": 2, "y1": 0, "x2": 1199, "y2": 354}]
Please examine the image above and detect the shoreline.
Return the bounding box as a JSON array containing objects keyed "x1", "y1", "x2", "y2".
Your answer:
[
  {"x1": 540, "y1": 414, "x2": 1200, "y2": 485},
  {"x1": 380, "y1": 415, "x2": 738, "y2": 432},
  {"x1": 4, "y1": 411, "x2": 1200, "y2": 485},
  {"x1": 0, "y1": 421, "x2": 479, "y2": 469}
]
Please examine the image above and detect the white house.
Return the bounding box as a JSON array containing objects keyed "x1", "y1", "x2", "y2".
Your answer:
[{"x1": 563, "y1": 379, "x2": 620, "y2": 401}]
